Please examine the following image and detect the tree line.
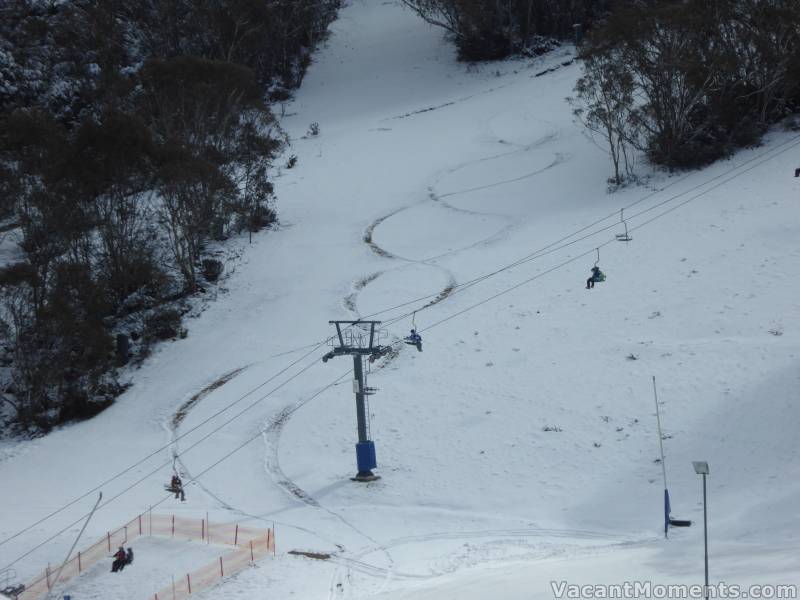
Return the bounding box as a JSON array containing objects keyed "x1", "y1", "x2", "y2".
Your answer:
[
  {"x1": 400, "y1": 1, "x2": 800, "y2": 180},
  {"x1": 400, "y1": 0, "x2": 611, "y2": 60},
  {"x1": 0, "y1": 0, "x2": 340, "y2": 432},
  {"x1": 573, "y1": 0, "x2": 800, "y2": 182}
]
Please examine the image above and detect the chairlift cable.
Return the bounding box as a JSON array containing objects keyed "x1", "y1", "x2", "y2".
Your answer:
[
  {"x1": 1, "y1": 358, "x2": 332, "y2": 571},
  {"x1": 234, "y1": 132, "x2": 800, "y2": 360},
  {"x1": 0, "y1": 338, "x2": 329, "y2": 550},
  {"x1": 7, "y1": 128, "x2": 799, "y2": 565}
]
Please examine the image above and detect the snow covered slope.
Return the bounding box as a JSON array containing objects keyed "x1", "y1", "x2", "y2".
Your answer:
[{"x1": 1, "y1": 0, "x2": 798, "y2": 598}]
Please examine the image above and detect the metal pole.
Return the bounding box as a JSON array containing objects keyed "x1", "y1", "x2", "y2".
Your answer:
[
  {"x1": 703, "y1": 473, "x2": 709, "y2": 599},
  {"x1": 43, "y1": 492, "x2": 102, "y2": 600},
  {"x1": 353, "y1": 355, "x2": 368, "y2": 443},
  {"x1": 653, "y1": 377, "x2": 668, "y2": 489},
  {"x1": 653, "y1": 376, "x2": 670, "y2": 538}
]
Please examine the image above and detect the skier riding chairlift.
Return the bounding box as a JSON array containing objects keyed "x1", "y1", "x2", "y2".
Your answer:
[
  {"x1": 168, "y1": 474, "x2": 186, "y2": 502},
  {"x1": 586, "y1": 265, "x2": 606, "y2": 289},
  {"x1": 404, "y1": 329, "x2": 422, "y2": 352}
]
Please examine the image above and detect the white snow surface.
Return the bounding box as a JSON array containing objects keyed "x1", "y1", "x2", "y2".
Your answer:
[{"x1": 1, "y1": 0, "x2": 799, "y2": 598}]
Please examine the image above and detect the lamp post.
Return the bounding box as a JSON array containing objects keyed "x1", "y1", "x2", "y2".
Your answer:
[{"x1": 692, "y1": 461, "x2": 710, "y2": 600}]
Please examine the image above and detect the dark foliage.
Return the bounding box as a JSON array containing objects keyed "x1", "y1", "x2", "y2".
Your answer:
[
  {"x1": 401, "y1": 0, "x2": 611, "y2": 61},
  {"x1": 572, "y1": 0, "x2": 800, "y2": 173},
  {"x1": 144, "y1": 308, "x2": 184, "y2": 342},
  {"x1": 201, "y1": 259, "x2": 224, "y2": 282},
  {"x1": 0, "y1": 0, "x2": 341, "y2": 433}
]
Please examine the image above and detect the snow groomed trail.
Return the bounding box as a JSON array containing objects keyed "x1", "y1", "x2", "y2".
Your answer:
[{"x1": 1, "y1": 1, "x2": 799, "y2": 599}]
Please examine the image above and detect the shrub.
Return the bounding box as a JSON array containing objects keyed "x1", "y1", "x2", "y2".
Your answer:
[
  {"x1": 201, "y1": 258, "x2": 224, "y2": 282},
  {"x1": 145, "y1": 308, "x2": 183, "y2": 341}
]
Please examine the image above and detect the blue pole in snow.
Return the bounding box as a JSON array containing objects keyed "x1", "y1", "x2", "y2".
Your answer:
[{"x1": 664, "y1": 488, "x2": 671, "y2": 538}]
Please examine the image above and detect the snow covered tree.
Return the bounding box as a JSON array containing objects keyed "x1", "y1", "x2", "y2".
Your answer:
[{"x1": 571, "y1": 47, "x2": 639, "y2": 185}]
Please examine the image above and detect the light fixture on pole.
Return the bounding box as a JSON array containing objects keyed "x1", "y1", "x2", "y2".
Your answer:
[{"x1": 692, "y1": 461, "x2": 710, "y2": 600}]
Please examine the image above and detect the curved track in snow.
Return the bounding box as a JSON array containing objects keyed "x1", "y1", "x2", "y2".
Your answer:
[{"x1": 344, "y1": 116, "x2": 562, "y2": 319}]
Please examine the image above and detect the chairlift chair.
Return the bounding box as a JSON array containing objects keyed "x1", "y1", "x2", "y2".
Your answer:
[
  {"x1": 403, "y1": 312, "x2": 423, "y2": 351},
  {"x1": 587, "y1": 248, "x2": 606, "y2": 288},
  {"x1": 615, "y1": 208, "x2": 632, "y2": 242}
]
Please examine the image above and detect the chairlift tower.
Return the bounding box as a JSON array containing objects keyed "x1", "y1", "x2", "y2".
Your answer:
[{"x1": 322, "y1": 321, "x2": 389, "y2": 482}]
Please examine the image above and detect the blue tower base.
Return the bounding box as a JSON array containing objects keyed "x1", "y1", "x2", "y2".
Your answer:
[{"x1": 353, "y1": 441, "x2": 379, "y2": 481}]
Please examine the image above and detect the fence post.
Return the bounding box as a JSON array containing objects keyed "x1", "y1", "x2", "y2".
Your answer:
[
  {"x1": 124, "y1": 525, "x2": 128, "y2": 543},
  {"x1": 201, "y1": 518, "x2": 205, "y2": 542},
  {"x1": 219, "y1": 556, "x2": 224, "y2": 577},
  {"x1": 250, "y1": 540, "x2": 254, "y2": 562},
  {"x1": 139, "y1": 513, "x2": 142, "y2": 535},
  {"x1": 171, "y1": 514, "x2": 175, "y2": 538},
  {"x1": 234, "y1": 524, "x2": 238, "y2": 546},
  {"x1": 186, "y1": 573, "x2": 191, "y2": 594},
  {"x1": 107, "y1": 531, "x2": 111, "y2": 552},
  {"x1": 46, "y1": 564, "x2": 51, "y2": 589},
  {"x1": 78, "y1": 551, "x2": 82, "y2": 573},
  {"x1": 149, "y1": 506, "x2": 153, "y2": 537}
]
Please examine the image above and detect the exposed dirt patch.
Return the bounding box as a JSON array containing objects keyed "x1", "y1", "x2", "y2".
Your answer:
[
  {"x1": 534, "y1": 58, "x2": 574, "y2": 77},
  {"x1": 363, "y1": 211, "x2": 404, "y2": 259},
  {"x1": 343, "y1": 272, "x2": 384, "y2": 316},
  {"x1": 355, "y1": 272, "x2": 382, "y2": 290},
  {"x1": 172, "y1": 366, "x2": 249, "y2": 430},
  {"x1": 289, "y1": 550, "x2": 332, "y2": 560},
  {"x1": 424, "y1": 280, "x2": 456, "y2": 309},
  {"x1": 343, "y1": 292, "x2": 358, "y2": 313}
]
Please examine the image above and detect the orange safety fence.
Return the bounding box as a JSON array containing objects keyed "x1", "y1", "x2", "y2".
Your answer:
[
  {"x1": 16, "y1": 514, "x2": 275, "y2": 600},
  {"x1": 152, "y1": 529, "x2": 275, "y2": 600}
]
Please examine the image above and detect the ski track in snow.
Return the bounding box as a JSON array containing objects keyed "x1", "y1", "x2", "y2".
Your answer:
[
  {"x1": 257, "y1": 98, "x2": 592, "y2": 600},
  {"x1": 345, "y1": 116, "x2": 562, "y2": 321},
  {"x1": 314, "y1": 111, "x2": 625, "y2": 598},
  {"x1": 382, "y1": 51, "x2": 574, "y2": 122},
  {"x1": 169, "y1": 376, "x2": 403, "y2": 593},
  {"x1": 322, "y1": 527, "x2": 654, "y2": 599},
  {"x1": 164, "y1": 319, "x2": 402, "y2": 589},
  {"x1": 346, "y1": 118, "x2": 562, "y2": 321},
  {"x1": 261, "y1": 402, "x2": 400, "y2": 585},
  {"x1": 170, "y1": 368, "x2": 251, "y2": 512},
  {"x1": 169, "y1": 372, "x2": 351, "y2": 552}
]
